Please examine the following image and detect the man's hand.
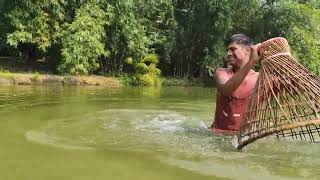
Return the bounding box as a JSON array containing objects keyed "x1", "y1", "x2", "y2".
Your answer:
[{"x1": 249, "y1": 43, "x2": 261, "y2": 64}]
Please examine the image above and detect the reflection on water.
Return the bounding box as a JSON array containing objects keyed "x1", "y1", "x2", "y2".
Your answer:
[{"x1": 1, "y1": 86, "x2": 320, "y2": 180}]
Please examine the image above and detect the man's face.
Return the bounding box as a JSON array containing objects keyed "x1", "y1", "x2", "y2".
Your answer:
[{"x1": 226, "y1": 43, "x2": 250, "y2": 69}]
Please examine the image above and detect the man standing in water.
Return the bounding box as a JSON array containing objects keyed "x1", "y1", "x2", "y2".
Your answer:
[{"x1": 210, "y1": 34, "x2": 260, "y2": 134}]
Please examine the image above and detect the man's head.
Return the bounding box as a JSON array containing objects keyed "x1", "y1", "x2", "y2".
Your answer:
[{"x1": 225, "y1": 34, "x2": 253, "y2": 70}]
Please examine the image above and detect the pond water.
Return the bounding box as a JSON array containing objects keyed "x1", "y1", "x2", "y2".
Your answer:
[{"x1": 0, "y1": 86, "x2": 319, "y2": 180}]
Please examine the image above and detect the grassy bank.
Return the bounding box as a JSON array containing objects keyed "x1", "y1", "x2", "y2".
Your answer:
[
  {"x1": 0, "y1": 71, "x2": 123, "y2": 87},
  {"x1": 0, "y1": 71, "x2": 215, "y2": 87}
]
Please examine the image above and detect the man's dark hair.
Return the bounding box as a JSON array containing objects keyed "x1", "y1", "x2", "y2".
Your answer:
[{"x1": 226, "y1": 33, "x2": 253, "y2": 46}]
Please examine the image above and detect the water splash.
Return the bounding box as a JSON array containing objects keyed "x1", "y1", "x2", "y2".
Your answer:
[
  {"x1": 134, "y1": 113, "x2": 186, "y2": 133},
  {"x1": 231, "y1": 135, "x2": 239, "y2": 148},
  {"x1": 24, "y1": 109, "x2": 233, "y2": 154}
]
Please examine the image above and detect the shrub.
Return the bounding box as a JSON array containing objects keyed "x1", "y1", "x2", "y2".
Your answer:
[{"x1": 132, "y1": 54, "x2": 161, "y2": 86}]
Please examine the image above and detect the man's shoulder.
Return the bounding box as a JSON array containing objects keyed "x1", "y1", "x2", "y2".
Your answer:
[
  {"x1": 249, "y1": 69, "x2": 260, "y2": 76},
  {"x1": 246, "y1": 70, "x2": 259, "y2": 83},
  {"x1": 214, "y1": 68, "x2": 233, "y2": 85},
  {"x1": 251, "y1": 69, "x2": 259, "y2": 73},
  {"x1": 215, "y1": 68, "x2": 232, "y2": 76}
]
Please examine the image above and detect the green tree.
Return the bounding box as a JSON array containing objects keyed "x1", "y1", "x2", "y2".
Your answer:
[
  {"x1": 133, "y1": 0, "x2": 177, "y2": 76},
  {"x1": 2, "y1": 0, "x2": 320, "y2": 78},
  {"x1": 254, "y1": 0, "x2": 320, "y2": 75},
  {"x1": 4, "y1": 0, "x2": 95, "y2": 72},
  {"x1": 6, "y1": 0, "x2": 67, "y2": 51},
  {"x1": 58, "y1": 2, "x2": 110, "y2": 75},
  {"x1": 98, "y1": 0, "x2": 151, "y2": 75},
  {"x1": 171, "y1": 0, "x2": 236, "y2": 78},
  {"x1": 5, "y1": 0, "x2": 72, "y2": 69}
]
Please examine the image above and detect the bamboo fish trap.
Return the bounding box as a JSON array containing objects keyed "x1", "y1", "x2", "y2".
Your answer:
[{"x1": 237, "y1": 37, "x2": 320, "y2": 149}]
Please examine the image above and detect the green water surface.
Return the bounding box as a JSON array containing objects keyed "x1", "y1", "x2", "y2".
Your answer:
[{"x1": 0, "y1": 86, "x2": 319, "y2": 180}]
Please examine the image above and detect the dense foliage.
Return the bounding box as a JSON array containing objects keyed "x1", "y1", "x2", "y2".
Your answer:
[{"x1": 0, "y1": 0, "x2": 319, "y2": 82}]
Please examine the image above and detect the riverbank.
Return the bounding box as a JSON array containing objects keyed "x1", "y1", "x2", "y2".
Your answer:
[
  {"x1": 0, "y1": 71, "x2": 215, "y2": 87},
  {"x1": 0, "y1": 71, "x2": 123, "y2": 87}
]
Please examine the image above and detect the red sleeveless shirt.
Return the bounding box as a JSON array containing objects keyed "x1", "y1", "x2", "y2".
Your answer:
[{"x1": 210, "y1": 68, "x2": 259, "y2": 134}]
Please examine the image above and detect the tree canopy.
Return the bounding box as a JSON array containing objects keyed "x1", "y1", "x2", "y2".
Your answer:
[{"x1": 0, "y1": 0, "x2": 319, "y2": 80}]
